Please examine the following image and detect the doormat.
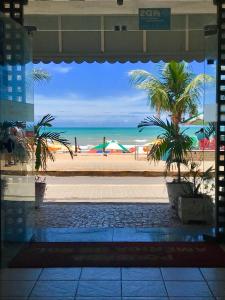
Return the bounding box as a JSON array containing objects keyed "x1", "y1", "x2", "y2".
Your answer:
[{"x1": 9, "y1": 242, "x2": 225, "y2": 268}]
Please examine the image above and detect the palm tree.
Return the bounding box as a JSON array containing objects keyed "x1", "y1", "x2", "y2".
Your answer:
[
  {"x1": 129, "y1": 61, "x2": 213, "y2": 125},
  {"x1": 29, "y1": 114, "x2": 73, "y2": 171},
  {"x1": 32, "y1": 68, "x2": 51, "y2": 83},
  {"x1": 139, "y1": 117, "x2": 193, "y2": 182}
]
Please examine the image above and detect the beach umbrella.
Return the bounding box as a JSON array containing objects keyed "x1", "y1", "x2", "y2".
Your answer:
[
  {"x1": 148, "y1": 139, "x2": 162, "y2": 145},
  {"x1": 91, "y1": 140, "x2": 129, "y2": 153},
  {"x1": 106, "y1": 140, "x2": 129, "y2": 152},
  {"x1": 47, "y1": 140, "x2": 73, "y2": 153},
  {"x1": 129, "y1": 146, "x2": 136, "y2": 153},
  {"x1": 143, "y1": 141, "x2": 153, "y2": 153},
  {"x1": 47, "y1": 141, "x2": 62, "y2": 152},
  {"x1": 60, "y1": 144, "x2": 74, "y2": 152},
  {"x1": 143, "y1": 139, "x2": 162, "y2": 153}
]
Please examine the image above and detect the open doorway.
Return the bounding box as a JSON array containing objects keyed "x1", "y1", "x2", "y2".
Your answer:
[
  {"x1": 2, "y1": 0, "x2": 224, "y2": 272},
  {"x1": 32, "y1": 60, "x2": 216, "y2": 242}
]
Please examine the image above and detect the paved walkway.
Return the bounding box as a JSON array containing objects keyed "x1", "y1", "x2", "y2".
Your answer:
[
  {"x1": 44, "y1": 176, "x2": 168, "y2": 202},
  {"x1": 37, "y1": 177, "x2": 211, "y2": 229},
  {"x1": 36, "y1": 203, "x2": 180, "y2": 228}
]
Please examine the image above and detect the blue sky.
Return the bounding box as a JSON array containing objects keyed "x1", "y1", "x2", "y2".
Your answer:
[{"x1": 34, "y1": 61, "x2": 216, "y2": 127}]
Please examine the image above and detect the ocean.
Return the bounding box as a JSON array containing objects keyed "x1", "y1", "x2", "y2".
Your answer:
[{"x1": 45, "y1": 126, "x2": 202, "y2": 146}]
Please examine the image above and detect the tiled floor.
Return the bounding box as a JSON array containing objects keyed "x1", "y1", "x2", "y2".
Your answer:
[{"x1": 0, "y1": 267, "x2": 225, "y2": 299}]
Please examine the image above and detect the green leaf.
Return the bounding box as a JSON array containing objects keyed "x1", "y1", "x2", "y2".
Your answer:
[
  {"x1": 129, "y1": 62, "x2": 214, "y2": 124},
  {"x1": 32, "y1": 114, "x2": 73, "y2": 171}
]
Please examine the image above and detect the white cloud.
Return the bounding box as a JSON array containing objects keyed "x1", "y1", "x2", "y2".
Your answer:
[
  {"x1": 34, "y1": 91, "x2": 152, "y2": 126},
  {"x1": 53, "y1": 66, "x2": 72, "y2": 74}
]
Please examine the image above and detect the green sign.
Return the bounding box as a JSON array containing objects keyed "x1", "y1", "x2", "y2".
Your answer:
[{"x1": 139, "y1": 8, "x2": 171, "y2": 30}]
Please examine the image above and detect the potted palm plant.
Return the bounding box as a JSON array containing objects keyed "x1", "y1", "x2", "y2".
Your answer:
[
  {"x1": 178, "y1": 161, "x2": 214, "y2": 224},
  {"x1": 29, "y1": 114, "x2": 73, "y2": 208},
  {"x1": 138, "y1": 117, "x2": 193, "y2": 208},
  {"x1": 133, "y1": 61, "x2": 213, "y2": 208}
]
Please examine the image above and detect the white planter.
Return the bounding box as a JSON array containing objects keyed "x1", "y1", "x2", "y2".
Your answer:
[
  {"x1": 166, "y1": 182, "x2": 192, "y2": 208},
  {"x1": 178, "y1": 195, "x2": 214, "y2": 224}
]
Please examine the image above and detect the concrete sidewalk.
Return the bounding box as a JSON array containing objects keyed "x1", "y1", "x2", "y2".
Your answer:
[{"x1": 44, "y1": 176, "x2": 168, "y2": 202}]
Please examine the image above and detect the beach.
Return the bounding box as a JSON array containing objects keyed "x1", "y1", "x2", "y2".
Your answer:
[
  {"x1": 1, "y1": 147, "x2": 215, "y2": 175},
  {"x1": 39, "y1": 125, "x2": 215, "y2": 174},
  {"x1": 44, "y1": 151, "x2": 215, "y2": 173}
]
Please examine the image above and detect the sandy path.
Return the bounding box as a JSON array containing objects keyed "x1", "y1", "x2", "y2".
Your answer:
[{"x1": 46, "y1": 153, "x2": 215, "y2": 172}]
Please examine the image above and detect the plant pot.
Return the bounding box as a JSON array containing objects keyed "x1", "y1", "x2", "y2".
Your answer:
[
  {"x1": 35, "y1": 181, "x2": 46, "y2": 209},
  {"x1": 166, "y1": 181, "x2": 192, "y2": 208},
  {"x1": 178, "y1": 195, "x2": 214, "y2": 224}
]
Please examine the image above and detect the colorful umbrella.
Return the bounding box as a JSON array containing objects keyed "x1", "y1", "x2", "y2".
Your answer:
[
  {"x1": 91, "y1": 140, "x2": 129, "y2": 153},
  {"x1": 143, "y1": 139, "x2": 162, "y2": 153},
  {"x1": 47, "y1": 141, "x2": 62, "y2": 152}
]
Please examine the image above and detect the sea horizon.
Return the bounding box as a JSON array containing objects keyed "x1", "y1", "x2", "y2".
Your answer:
[{"x1": 44, "y1": 125, "x2": 203, "y2": 146}]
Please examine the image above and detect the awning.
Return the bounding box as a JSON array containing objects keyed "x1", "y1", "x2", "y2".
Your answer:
[{"x1": 24, "y1": 13, "x2": 217, "y2": 63}]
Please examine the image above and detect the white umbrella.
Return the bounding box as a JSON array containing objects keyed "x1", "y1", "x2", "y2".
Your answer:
[{"x1": 92, "y1": 140, "x2": 129, "y2": 152}]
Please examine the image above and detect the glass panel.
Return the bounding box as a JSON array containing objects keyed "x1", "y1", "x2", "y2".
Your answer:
[
  {"x1": 202, "y1": 28, "x2": 217, "y2": 202},
  {"x1": 0, "y1": 12, "x2": 34, "y2": 265}
]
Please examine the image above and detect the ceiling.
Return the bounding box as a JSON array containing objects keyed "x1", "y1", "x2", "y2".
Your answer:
[
  {"x1": 26, "y1": 0, "x2": 216, "y2": 15},
  {"x1": 24, "y1": 0, "x2": 217, "y2": 63}
]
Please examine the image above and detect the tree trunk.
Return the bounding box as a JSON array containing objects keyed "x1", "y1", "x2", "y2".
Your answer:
[{"x1": 171, "y1": 113, "x2": 182, "y2": 126}]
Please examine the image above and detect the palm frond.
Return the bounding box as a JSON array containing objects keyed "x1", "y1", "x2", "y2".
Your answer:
[
  {"x1": 35, "y1": 114, "x2": 55, "y2": 136},
  {"x1": 32, "y1": 114, "x2": 73, "y2": 171},
  {"x1": 138, "y1": 116, "x2": 156, "y2": 131},
  {"x1": 36, "y1": 114, "x2": 55, "y2": 129},
  {"x1": 130, "y1": 62, "x2": 214, "y2": 124},
  {"x1": 33, "y1": 69, "x2": 51, "y2": 83},
  {"x1": 140, "y1": 117, "x2": 193, "y2": 180},
  {"x1": 128, "y1": 70, "x2": 156, "y2": 86},
  {"x1": 184, "y1": 161, "x2": 214, "y2": 196}
]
